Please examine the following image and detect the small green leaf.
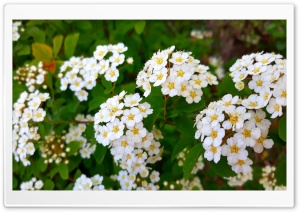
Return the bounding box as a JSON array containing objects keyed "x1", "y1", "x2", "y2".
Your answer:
[
  {"x1": 43, "y1": 179, "x2": 55, "y2": 190},
  {"x1": 183, "y1": 144, "x2": 204, "y2": 180},
  {"x1": 17, "y1": 45, "x2": 31, "y2": 56},
  {"x1": 88, "y1": 96, "x2": 106, "y2": 112},
  {"x1": 64, "y1": 33, "x2": 80, "y2": 58},
  {"x1": 175, "y1": 115, "x2": 195, "y2": 139},
  {"x1": 93, "y1": 145, "x2": 108, "y2": 164},
  {"x1": 171, "y1": 138, "x2": 194, "y2": 161},
  {"x1": 135, "y1": 21, "x2": 146, "y2": 35},
  {"x1": 85, "y1": 123, "x2": 94, "y2": 139},
  {"x1": 101, "y1": 76, "x2": 113, "y2": 94},
  {"x1": 13, "y1": 176, "x2": 18, "y2": 189},
  {"x1": 143, "y1": 108, "x2": 163, "y2": 131},
  {"x1": 74, "y1": 169, "x2": 82, "y2": 180},
  {"x1": 67, "y1": 141, "x2": 81, "y2": 156},
  {"x1": 58, "y1": 163, "x2": 69, "y2": 180},
  {"x1": 32, "y1": 43, "x2": 53, "y2": 61},
  {"x1": 210, "y1": 157, "x2": 236, "y2": 178},
  {"x1": 53, "y1": 35, "x2": 64, "y2": 58},
  {"x1": 174, "y1": 98, "x2": 205, "y2": 113},
  {"x1": 76, "y1": 20, "x2": 92, "y2": 30},
  {"x1": 278, "y1": 116, "x2": 286, "y2": 142}
]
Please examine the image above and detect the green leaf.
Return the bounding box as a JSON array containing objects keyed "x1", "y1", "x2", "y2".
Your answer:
[
  {"x1": 175, "y1": 115, "x2": 196, "y2": 139},
  {"x1": 76, "y1": 20, "x2": 92, "y2": 30},
  {"x1": 13, "y1": 176, "x2": 18, "y2": 189},
  {"x1": 142, "y1": 86, "x2": 164, "y2": 108},
  {"x1": 67, "y1": 141, "x2": 81, "y2": 156},
  {"x1": 278, "y1": 116, "x2": 286, "y2": 142},
  {"x1": 32, "y1": 43, "x2": 53, "y2": 61},
  {"x1": 174, "y1": 98, "x2": 205, "y2": 113},
  {"x1": 143, "y1": 108, "x2": 163, "y2": 131},
  {"x1": 53, "y1": 35, "x2": 64, "y2": 58},
  {"x1": 135, "y1": 21, "x2": 146, "y2": 35},
  {"x1": 275, "y1": 156, "x2": 286, "y2": 186},
  {"x1": 101, "y1": 76, "x2": 113, "y2": 94},
  {"x1": 17, "y1": 45, "x2": 31, "y2": 56},
  {"x1": 183, "y1": 144, "x2": 204, "y2": 180},
  {"x1": 210, "y1": 157, "x2": 236, "y2": 178},
  {"x1": 43, "y1": 179, "x2": 55, "y2": 190},
  {"x1": 58, "y1": 163, "x2": 69, "y2": 180},
  {"x1": 88, "y1": 96, "x2": 106, "y2": 112},
  {"x1": 171, "y1": 138, "x2": 194, "y2": 161},
  {"x1": 74, "y1": 169, "x2": 82, "y2": 180},
  {"x1": 85, "y1": 123, "x2": 95, "y2": 139},
  {"x1": 64, "y1": 33, "x2": 80, "y2": 58},
  {"x1": 36, "y1": 158, "x2": 47, "y2": 172},
  {"x1": 93, "y1": 145, "x2": 108, "y2": 164}
]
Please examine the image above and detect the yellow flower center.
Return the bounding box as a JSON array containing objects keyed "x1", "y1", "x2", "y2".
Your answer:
[
  {"x1": 237, "y1": 160, "x2": 245, "y2": 165},
  {"x1": 157, "y1": 73, "x2": 163, "y2": 80},
  {"x1": 128, "y1": 114, "x2": 135, "y2": 120},
  {"x1": 256, "y1": 80, "x2": 263, "y2": 86},
  {"x1": 98, "y1": 51, "x2": 105, "y2": 56},
  {"x1": 229, "y1": 115, "x2": 238, "y2": 125},
  {"x1": 114, "y1": 58, "x2": 120, "y2": 63},
  {"x1": 113, "y1": 126, "x2": 119, "y2": 133},
  {"x1": 176, "y1": 57, "x2": 183, "y2": 63},
  {"x1": 168, "y1": 82, "x2": 175, "y2": 89},
  {"x1": 102, "y1": 131, "x2": 108, "y2": 138},
  {"x1": 242, "y1": 129, "x2": 251, "y2": 138},
  {"x1": 132, "y1": 127, "x2": 139, "y2": 135},
  {"x1": 211, "y1": 114, "x2": 218, "y2": 121},
  {"x1": 262, "y1": 59, "x2": 269, "y2": 64},
  {"x1": 36, "y1": 112, "x2": 42, "y2": 118},
  {"x1": 255, "y1": 116, "x2": 262, "y2": 123},
  {"x1": 110, "y1": 71, "x2": 115, "y2": 77},
  {"x1": 281, "y1": 90, "x2": 286, "y2": 98},
  {"x1": 177, "y1": 70, "x2": 184, "y2": 77},
  {"x1": 150, "y1": 144, "x2": 155, "y2": 150},
  {"x1": 274, "y1": 104, "x2": 280, "y2": 112},
  {"x1": 249, "y1": 102, "x2": 258, "y2": 108},
  {"x1": 257, "y1": 136, "x2": 265, "y2": 143},
  {"x1": 181, "y1": 85, "x2": 186, "y2": 91},
  {"x1": 230, "y1": 145, "x2": 239, "y2": 153},
  {"x1": 155, "y1": 58, "x2": 163, "y2": 65},
  {"x1": 210, "y1": 146, "x2": 217, "y2": 154},
  {"x1": 253, "y1": 68, "x2": 260, "y2": 73},
  {"x1": 190, "y1": 91, "x2": 197, "y2": 98},
  {"x1": 210, "y1": 130, "x2": 218, "y2": 139},
  {"x1": 239, "y1": 74, "x2": 245, "y2": 79},
  {"x1": 130, "y1": 100, "x2": 137, "y2": 105},
  {"x1": 121, "y1": 141, "x2": 128, "y2": 147},
  {"x1": 195, "y1": 79, "x2": 201, "y2": 85}
]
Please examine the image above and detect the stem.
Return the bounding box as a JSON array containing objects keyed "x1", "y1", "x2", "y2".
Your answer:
[
  {"x1": 118, "y1": 64, "x2": 130, "y2": 71},
  {"x1": 163, "y1": 95, "x2": 169, "y2": 119},
  {"x1": 168, "y1": 96, "x2": 182, "y2": 109}
]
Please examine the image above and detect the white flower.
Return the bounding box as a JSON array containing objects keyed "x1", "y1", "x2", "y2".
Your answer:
[
  {"x1": 25, "y1": 142, "x2": 35, "y2": 155},
  {"x1": 189, "y1": 74, "x2": 208, "y2": 89},
  {"x1": 121, "y1": 108, "x2": 143, "y2": 128},
  {"x1": 151, "y1": 51, "x2": 168, "y2": 70},
  {"x1": 256, "y1": 53, "x2": 275, "y2": 65},
  {"x1": 75, "y1": 90, "x2": 88, "y2": 101},
  {"x1": 185, "y1": 89, "x2": 203, "y2": 104},
  {"x1": 28, "y1": 97, "x2": 41, "y2": 110},
  {"x1": 195, "y1": 64, "x2": 209, "y2": 74},
  {"x1": 220, "y1": 94, "x2": 239, "y2": 112},
  {"x1": 146, "y1": 141, "x2": 161, "y2": 156},
  {"x1": 17, "y1": 146, "x2": 27, "y2": 159},
  {"x1": 149, "y1": 68, "x2": 168, "y2": 86},
  {"x1": 259, "y1": 87, "x2": 273, "y2": 107},
  {"x1": 161, "y1": 76, "x2": 180, "y2": 97},
  {"x1": 203, "y1": 144, "x2": 221, "y2": 163},
  {"x1": 98, "y1": 60, "x2": 109, "y2": 74},
  {"x1": 32, "y1": 108, "x2": 46, "y2": 122},
  {"x1": 22, "y1": 108, "x2": 33, "y2": 122},
  {"x1": 247, "y1": 62, "x2": 267, "y2": 75},
  {"x1": 248, "y1": 75, "x2": 270, "y2": 93},
  {"x1": 84, "y1": 75, "x2": 97, "y2": 90},
  {"x1": 60, "y1": 78, "x2": 69, "y2": 91},
  {"x1": 202, "y1": 109, "x2": 224, "y2": 128},
  {"x1": 202, "y1": 124, "x2": 225, "y2": 147},
  {"x1": 221, "y1": 135, "x2": 248, "y2": 164},
  {"x1": 107, "y1": 118, "x2": 125, "y2": 140},
  {"x1": 114, "y1": 43, "x2": 128, "y2": 53},
  {"x1": 222, "y1": 106, "x2": 251, "y2": 130},
  {"x1": 126, "y1": 122, "x2": 147, "y2": 143},
  {"x1": 230, "y1": 158, "x2": 253, "y2": 174},
  {"x1": 236, "y1": 121, "x2": 261, "y2": 147},
  {"x1": 205, "y1": 72, "x2": 218, "y2": 85},
  {"x1": 170, "y1": 64, "x2": 193, "y2": 82},
  {"x1": 38, "y1": 93, "x2": 50, "y2": 102},
  {"x1": 94, "y1": 45, "x2": 108, "y2": 60},
  {"x1": 96, "y1": 125, "x2": 112, "y2": 146},
  {"x1": 149, "y1": 171, "x2": 160, "y2": 183},
  {"x1": 104, "y1": 66, "x2": 119, "y2": 82},
  {"x1": 231, "y1": 68, "x2": 248, "y2": 82},
  {"x1": 34, "y1": 180, "x2": 44, "y2": 190},
  {"x1": 124, "y1": 93, "x2": 142, "y2": 107},
  {"x1": 169, "y1": 51, "x2": 189, "y2": 65},
  {"x1": 109, "y1": 52, "x2": 125, "y2": 66},
  {"x1": 248, "y1": 109, "x2": 271, "y2": 130},
  {"x1": 137, "y1": 102, "x2": 153, "y2": 118},
  {"x1": 253, "y1": 129, "x2": 274, "y2": 153},
  {"x1": 126, "y1": 57, "x2": 134, "y2": 64},
  {"x1": 273, "y1": 84, "x2": 286, "y2": 106},
  {"x1": 266, "y1": 98, "x2": 283, "y2": 118},
  {"x1": 152, "y1": 127, "x2": 164, "y2": 140},
  {"x1": 235, "y1": 81, "x2": 245, "y2": 91},
  {"x1": 70, "y1": 77, "x2": 85, "y2": 92},
  {"x1": 111, "y1": 136, "x2": 134, "y2": 160},
  {"x1": 242, "y1": 94, "x2": 264, "y2": 109}
]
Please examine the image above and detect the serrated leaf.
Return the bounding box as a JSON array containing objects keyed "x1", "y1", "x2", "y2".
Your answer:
[
  {"x1": 67, "y1": 141, "x2": 81, "y2": 156},
  {"x1": 64, "y1": 33, "x2": 80, "y2": 58},
  {"x1": 88, "y1": 96, "x2": 106, "y2": 112},
  {"x1": 171, "y1": 138, "x2": 194, "y2": 161},
  {"x1": 53, "y1": 35, "x2": 64, "y2": 58},
  {"x1": 210, "y1": 157, "x2": 236, "y2": 178},
  {"x1": 175, "y1": 115, "x2": 195, "y2": 139},
  {"x1": 143, "y1": 108, "x2": 163, "y2": 131},
  {"x1": 278, "y1": 116, "x2": 286, "y2": 142},
  {"x1": 93, "y1": 145, "x2": 108, "y2": 164},
  {"x1": 32, "y1": 43, "x2": 53, "y2": 61},
  {"x1": 183, "y1": 144, "x2": 204, "y2": 180},
  {"x1": 135, "y1": 21, "x2": 146, "y2": 35},
  {"x1": 58, "y1": 163, "x2": 69, "y2": 180},
  {"x1": 43, "y1": 179, "x2": 55, "y2": 190}
]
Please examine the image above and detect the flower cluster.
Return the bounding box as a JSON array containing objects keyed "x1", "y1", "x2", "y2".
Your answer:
[
  {"x1": 13, "y1": 62, "x2": 48, "y2": 92},
  {"x1": 40, "y1": 131, "x2": 70, "y2": 165},
  {"x1": 94, "y1": 92, "x2": 163, "y2": 189},
  {"x1": 73, "y1": 174, "x2": 105, "y2": 191},
  {"x1": 162, "y1": 177, "x2": 203, "y2": 190},
  {"x1": 20, "y1": 178, "x2": 43, "y2": 191},
  {"x1": 65, "y1": 115, "x2": 96, "y2": 159},
  {"x1": 190, "y1": 29, "x2": 213, "y2": 39},
  {"x1": 13, "y1": 91, "x2": 49, "y2": 166},
  {"x1": 177, "y1": 148, "x2": 205, "y2": 174},
  {"x1": 59, "y1": 43, "x2": 130, "y2": 101},
  {"x1": 208, "y1": 56, "x2": 225, "y2": 80},
  {"x1": 115, "y1": 169, "x2": 160, "y2": 190},
  {"x1": 13, "y1": 21, "x2": 23, "y2": 41},
  {"x1": 136, "y1": 46, "x2": 218, "y2": 104},
  {"x1": 194, "y1": 94, "x2": 274, "y2": 174},
  {"x1": 229, "y1": 52, "x2": 286, "y2": 118},
  {"x1": 259, "y1": 165, "x2": 286, "y2": 190},
  {"x1": 226, "y1": 171, "x2": 253, "y2": 187}
]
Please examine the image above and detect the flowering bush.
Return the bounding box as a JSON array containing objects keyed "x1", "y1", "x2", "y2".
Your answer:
[{"x1": 12, "y1": 20, "x2": 286, "y2": 191}]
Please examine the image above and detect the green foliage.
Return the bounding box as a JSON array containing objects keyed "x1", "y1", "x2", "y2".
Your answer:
[
  {"x1": 171, "y1": 137, "x2": 194, "y2": 161},
  {"x1": 210, "y1": 157, "x2": 236, "y2": 178},
  {"x1": 64, "y1": 33, "x2": 80, "y2": 58},
  {"x1": 52, "y1": 35, "x2": 64, "y2": 58},
  {"x1": 32, "y1": 43, "x2": 53, "y2": 61},
  {"x1": 183, "y1": 144, "x2": 204, "y2": 180},
  {"x1": 278, "y1": 117, "x2": 286, "y2": 142}
]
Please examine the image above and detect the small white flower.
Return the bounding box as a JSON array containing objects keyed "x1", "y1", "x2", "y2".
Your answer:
[
  {"x1": 189, "y1": 74, "x2": 208, "y2": 89},
  {"x1": 28, "y1": 97, "x2": 42, "y2": 110},
  {"x1": 253, "y1": 129, "x2": 274, "y2": 153},
  {"x1": 32, "y1": 108, "x2": 46, "y2": 122},
  {"x1": 242, "y1": 94, "x2": 264, "y2": 109},
  {"x1": 203, "y1": 144, "x2": 222, "y2": 163},
  {"x1": 114, "y1": 43, "x2": 128, "y2": 53},
  {"x1": 230, "y1": 158, "x2": 253, "y2": 174},
  {"x1": 248, "y1": 75, "x2": 270, "y2": 93},
  {"x1": 126, "y1": 57, "x2": 134, "y2": 64},
  {"x1": 107, "y1": 118, "x2": 125, "y2": 140},
  {"x1": 124, "y1": 93, "x2": 142, "y2": 107},
  {"x1": 205, "y1": 72, "x2": 218, "y2": 85},
  {"x1": 231, "y1": 68, "x2": 248, "y2": 82},
  {"x1": 60, "y1": 78, "x2": 69, "y2": 91},
  {"x1": 236, "y1": 121, "x2": 261, "y2": 147},
  {"x1": 94, "y1": 45, "x2": 108, "y2": 60},
  {"x1": 109, "y1": 52, "x2": 125, "y2": 66},
  {"x1": 121, "y1": 108, "x2": 143, "y2": 128},
  {"x1": 170, "y1": 64, "x2": 193, "y2": 82},
  {"x1": 70, "y1": 77, "x2": 85, "y2": 92},
  {"x1": 137, "y1": 102, "x2": 153, "y2": 118},
  {"x1": 149, "y1": 68, "x2": 168, "y2": 86},
  {"x1": 34, "y1": 180, "x2": 44, "y2": 190},
  {"x1": 161, "y1": 76, "x2": 180, "y2": 97},
  {"x1": 222, "y1": 106, "x2": 251, "y2": 130},
  {"x1": 247, "y1": 62, "x2": 267, "y2": 75},
  {"x1": 202, "y1": 124, "x2": 225, "y2": 147},
  {"x1": 22, "y1": 108, "x2": 33, "y2": 122},
  {"x1": 266, "y1": 98, "x2": 283, "y2": 118},
  {"x1": 126, "y1": 122, "x2": 147, "y2": 143},
  {"x1": 185, "y1": 89, "x2": 203, "y2": 104},
  {"x1": 75, "y1": 90, "x2": 88, "y2": 101},
  {"x1": 96, "y1": 125, "x2": 112, "y2": 146},
  {"x1": 151, "y1": 51, "x2": 168, "y2": 70},
  {"x1": 221, "y1": 135, "x2": 248, "y2": 164},
  {"x1": 169, "y1": 51, "x2": 189, "y2": 65},
  {"x1": 104, "y1": 66, "x2": 119, "y2": 82},
  {"x1": 149, "y1": 171, "x2": 160, "y2": 183}
]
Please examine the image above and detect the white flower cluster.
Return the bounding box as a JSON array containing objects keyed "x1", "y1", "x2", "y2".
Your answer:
[
  {"x1": 259, "y1": 165, "x2": 286, "y2": 190},
  {"x1": 208, "y1": 56, "x2": 225, "y2": 80},
  {"x1": 73, "y1": 174, "x2": 105, "y2": 191},
  {"x1": 13, "y1": 21, "x2": 23, "y2": 41},
  {"x1": 13, "y1": 91, "x2": 49, "y2": 166},
  {"x1": 190, "y1": 29, "x2": 213, "y2": 39},
  {"x1": 194, "y1": 94, "x2": 274, "y2": 174},
  {"x1": 20, "y1": 178, "x2": 43, "y2": 191},
  {"x1": 177, "y1": 148, "x2": 204, "y2": 174},
  {"x1": 227, "y1": 171, "x2": 253, "y2": 187},
  {"x1": 94, "y1": 92, "x2": 163, "y2": 177},
  {"x1": 14, "y1": 62, "x2": 48, "y2": 92},
  {"x1": 229, "y1": 52, "x2": 286, "y2": 118},
  {"x1": 136, "y1": 46, "x2": 218, "y2": 104},
  {"x1": 179, "y1": 177, "x2": 204, "y2": 190},
  {"x1": 116, "y1": 169, "x2": 160, "y2": 190},
  {"x1": 65, "y1": 115, "x2": 96, "y2": 159},
  {"x1": 59, "y1": 43, "x2": 129, "y2": 101}
]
